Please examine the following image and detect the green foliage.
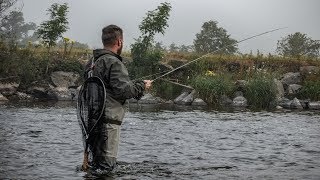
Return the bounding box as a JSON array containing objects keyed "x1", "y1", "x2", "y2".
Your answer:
[
  {"x1": 37, "y1": 3, "x2": 69, "y2": 48},
  {"x1": 298, "y1": 80, "x2": 320, "y2": 101},
  {"x1": 152, "y1": 81, "x2": 183, "y2": 100},
  {"x1": 0, "y1": 0, "x2": 17, "y2": 21},
  {"x1": 191, "y1": 75, "x2": 235, "y2": 105},
  {"x1": 193, "y1": 20, "x2": 238, "y2": 55},
  {"x1": 244, "y1": 74, "x2": 277, "y2": 109},
  {"x1": 130, "y1": 2, "x2": 171, "y2": 79},
  {"x1": 139, "y1": 2, "x2": 171, "y2": 38},
  {"x1": 0, "y1": 11, "x2": 36, "y2": 43},
  {"x1": 0, "y1": 41, "x2": 84, "y2": 89},
  {"x1": 277, "y1": 32, "x2": 320, "y2": 58}
]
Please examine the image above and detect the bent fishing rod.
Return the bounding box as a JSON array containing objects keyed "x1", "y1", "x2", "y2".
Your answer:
[{"x1": 140, "y1": 27, "x2": 287, "y2": 82}]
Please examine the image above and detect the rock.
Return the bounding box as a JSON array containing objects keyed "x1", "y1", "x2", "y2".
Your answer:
[
  {"x1": 16, "y1": 92, "x2": 32, "y2": 100},
  {"x1": 50, "y1": 87, "x2": 78, "y2": 101},
  {"x1": 165, "y1": 100, "x2": 174, "y2": 104},
  {"x1": 233, "y1": 96, "x2": 247, "y2": 107},
  {"x1": 235, "y1": 80, "x2": 247, "y2": 91},
  {"x1": 234, "y1": 91, "x2": 244, "y2": 97},
  {"x1": 309, "y1": 102, "x2": 320, "y2": 110},
  {"x1": 288, "y1": 84, "x2": 302, "y2": 95},
  {"x1": 138, "y1": 93, "x2": 163, "y2": 104},
  {"x1": 299, "y1": 99, "x2": 309, "y2": 109},
  {"x1": 220, "y1": 95, "x2": 233, "y2": 106},
  {"x1": 174, "y1": 90, "x2": 196, "y2": 105},
  {"x1": 0, "y1": 93, "x2": 8, "y2": 101},
  {"x1": 290, "y1": 98, "x2": 303, "y2": 109},
  {"x1": 0, "y1": 81, "x2": 19, "y2": 96},
  {"x1": 300, "y1": 66, "x2": 320, "y2": 76},
  {"x1": 27, "y1": 82, "x2": 56, "y2": 100},
  {"x1": 276, "y1": 105, "x2": 283, "y2": 110},
  {"x1": 192, "y1": 98, "x2": 207, "y2": 106},
  {"x1": 274, "y1": 79, "x2": 285, "y2": 101},
  {"x1": 51, "y1": 71, "x2": 80, "y2": 88},
  {"x1": 278, "y1": 98, "x2": 292, "y2": 109},
  {"x1": 281, "y1": 72, "x2": 301, "y2": 86}
]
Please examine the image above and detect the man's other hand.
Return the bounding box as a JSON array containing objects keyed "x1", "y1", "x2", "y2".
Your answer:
[{"x1": 143, "y1": 80, "x2": 153, "y2": 90}]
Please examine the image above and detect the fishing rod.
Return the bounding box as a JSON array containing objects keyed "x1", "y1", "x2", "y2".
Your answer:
[{"x1": 148, "y1": 27, "x2": 287, "y2": 82}]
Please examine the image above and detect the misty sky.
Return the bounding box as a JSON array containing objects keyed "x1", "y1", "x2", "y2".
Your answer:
[{"x1": 20, "y1": 0, "x2": 319, "y2": 54}]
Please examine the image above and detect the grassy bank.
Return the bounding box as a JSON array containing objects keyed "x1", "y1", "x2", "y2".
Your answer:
[{"x1": 1, "y1": 42, "x2": 320, "y2": 108}]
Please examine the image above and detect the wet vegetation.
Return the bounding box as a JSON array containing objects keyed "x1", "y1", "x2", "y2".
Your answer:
[{"x1": 1, "y1": 1, "x2": 320, "y2": 108}]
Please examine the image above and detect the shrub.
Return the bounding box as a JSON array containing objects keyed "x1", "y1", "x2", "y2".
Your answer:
[
  {"x1": 190, "y1": 74, "x2": 235, "y2": 105},
  {"x1": 298, "y1": 80, "x2": 320, "y2": 101},
  {"x1": 244, "y1": 74, "x2": 277, "y2": 109}
]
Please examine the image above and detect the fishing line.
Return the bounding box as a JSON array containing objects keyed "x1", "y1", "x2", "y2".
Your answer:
[{"x1": 147, "y1": 27, "x2": 288, "y2": 82}]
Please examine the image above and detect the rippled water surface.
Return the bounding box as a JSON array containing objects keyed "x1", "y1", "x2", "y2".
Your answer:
[{"x1": 0, "y1": 102, "x2": 320, "y2": 179}]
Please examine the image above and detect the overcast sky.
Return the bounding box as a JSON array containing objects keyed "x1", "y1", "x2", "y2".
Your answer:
[{"x1": 20, "y1": 0, "x2": 319, "y2": 54}]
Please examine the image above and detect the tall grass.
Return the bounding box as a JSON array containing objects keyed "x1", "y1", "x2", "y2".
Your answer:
[
  {"x1": 298, "y1": 80, "x2": 320, "y2": 101},
  {"x1": 244, "y1": 74, "x2": 277, "y2": 109},
  {"x1": 190, "y1": 74, "x2": 235, "y2": 105}
]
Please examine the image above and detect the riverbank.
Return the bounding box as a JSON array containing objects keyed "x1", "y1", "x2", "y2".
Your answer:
[{"x1": 1, "y1": 44, "x2": 320, "y2": 110}]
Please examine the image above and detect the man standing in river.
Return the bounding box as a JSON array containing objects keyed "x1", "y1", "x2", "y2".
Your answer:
[{"x1": 83, "y1": 24, "x2": 152, "y2": 174}]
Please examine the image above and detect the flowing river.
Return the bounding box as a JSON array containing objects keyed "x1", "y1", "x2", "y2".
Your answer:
[{"x1": 0, "y1": 102, "x2": 319, "y2": 179}]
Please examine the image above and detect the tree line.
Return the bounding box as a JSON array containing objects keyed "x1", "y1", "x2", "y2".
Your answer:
[{"x1": 0, "y1": 0, "x2": 319, "y2": 59}]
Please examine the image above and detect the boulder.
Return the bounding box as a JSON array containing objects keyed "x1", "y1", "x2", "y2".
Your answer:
[
  {"x1": 138, "y1": 93, "x2": 163, "y2": 104},
  {"x1": 27, "y1": 82, "x2": 56, "y2": 100},
  {"x1": 50, "y1": 71, "x2": 80, "y2": 88},
  {"x1": 192, "y1": 98, "x2": 207, "y2": 106},
  {"x1": 288, "y1": 84, "x2": 302, "y2": 95},
  {"x1": 290, "y1": 98, "x2": 303, "y2": 109},
  {"x1": 278, "y1": 98, "x2": 292, "y2": 109},
  {"x1": 0, "y1": 93, "x2": 8, "y2": 101},
  {"x1": 0, "y1": 81, "x2": 19, "y2": 96},
  {"x1": 235, "y1": 80, "x2": 247, "y2": 91},
  {"x1": 16, "y1": 92, "x2": 32, "y2": 100},
  {"x1": 300, "y1": 66, "x2": 320, "y2": 76},
  {"x1": 50, "y1": 87, "x2": 78, "y2": 101},
  {"x1": 220, "y1": 95, "x2": 233, "y2": 106},
  {"x1": 281, "y1": 72, "x2": 301, "y2": 86},
  {"x1": 174, "y1": 90, "x2": 196, "y2": 105},
  {"x1": 233, "y1": 96, "x2": 247, "y2": 107},
  {"x1": 274, "y1": 79, "x2": 285, "y2": 101},
  {"x1": 309, "y1": 102, "x2": 320, "y2": 110}
]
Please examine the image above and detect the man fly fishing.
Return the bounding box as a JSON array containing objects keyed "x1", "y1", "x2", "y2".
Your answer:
[{"x1": 78, "y1": 24, "x2": 152, "y2": 175}]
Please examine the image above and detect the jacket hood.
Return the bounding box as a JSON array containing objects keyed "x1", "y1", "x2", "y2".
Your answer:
[{"x1": 93, "y1": 49, "x2": 122, "y2": 61}]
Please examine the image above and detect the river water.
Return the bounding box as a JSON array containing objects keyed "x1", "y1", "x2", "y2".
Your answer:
[{"x1": 0, "y1": 102, "x2": 319, "y2": 179}]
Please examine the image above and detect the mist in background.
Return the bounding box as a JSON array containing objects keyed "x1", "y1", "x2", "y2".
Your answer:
[{"x1": 21, "y1": 0, "x2": 320, "y2": 54}]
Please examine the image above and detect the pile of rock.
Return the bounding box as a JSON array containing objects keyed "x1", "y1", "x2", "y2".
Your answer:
[{"x1": 0, "y1": 71, "x2": 81, "y2": 101}]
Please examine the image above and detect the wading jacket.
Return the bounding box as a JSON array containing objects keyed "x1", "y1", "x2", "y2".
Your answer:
[{"x1": 85, "y1": 49, "x2": 144, "y2": 125}]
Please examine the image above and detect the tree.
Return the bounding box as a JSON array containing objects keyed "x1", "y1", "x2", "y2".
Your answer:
[
  {"x1": 37, "y1": 3, "x2": 69, "y2": 50},
  {"x1": 0, "y1": 0, "x2": 17, "y2": 20},
  {"x1": 193, "y1": 20, "x2": 238, "y2": 54},
  {"x1": 131, "y1": 2, "x2": 171, "y2": 60},
  {"x1": 276, "y1": 32, "x2": 320, "y2": 58},
  {"x1": 130, "y1": 2, "x2": 171, "y2": 78},
  {"x1": 0, "y1": 11, "x2": 36, "y2": 43},
  {"x1": 168, "y1": 43, "x2": 178, "y2": 53}
]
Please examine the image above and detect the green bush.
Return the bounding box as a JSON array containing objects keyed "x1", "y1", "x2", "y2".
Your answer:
[
  {"x1": 190, "y1": 74, "x2": 235, "y2": 105},
  {"x1": 244, "y1": 75, "x2": 277, "y2": 109},
  {"x1": 298, "y1": 81, "x2": 320, "y2": 101},
  {"x1": 152, "y1": 80, "x2": 183, "y2": 100}
]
